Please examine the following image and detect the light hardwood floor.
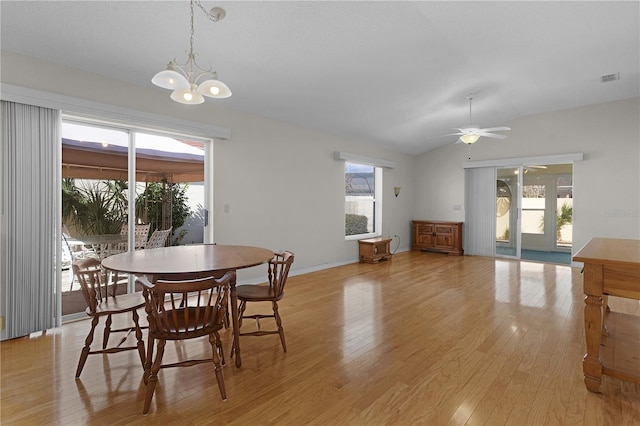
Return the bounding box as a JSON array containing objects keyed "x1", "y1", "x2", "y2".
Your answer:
[{"x1": 2, "y1": 251, "x2": 639, "y2": 425}]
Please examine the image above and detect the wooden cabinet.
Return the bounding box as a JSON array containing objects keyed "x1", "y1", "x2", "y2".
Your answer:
[
  {"x1": 412, "y1": 220, "x2": 463, "y2": 256},
  {"x1": 359, "y1": 237, "x2": 392, "y2": 264}
]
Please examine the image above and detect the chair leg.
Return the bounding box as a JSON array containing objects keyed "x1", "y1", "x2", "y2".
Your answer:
[
  {"x1": 143, "y1": 339, "x2": 166, "y2": 415},
  {"x1": 209, "y1": 332, "x2": 227, "y2": 400},
  {"x1": 144, "y1": 335, "x2": 155, "y2": 385},
  {"x1": 132, "y1": 309, "x2": 146, "y2": 368},
  {"x1": 238, "y1": 300, "x2": 247, "y2": 328},
  {"x1": 214, "y1": 331, "x2": 225, "y2": 366},
  {"x1": 76, "y1": 316, "x2": 99, "y2": 378},
  {"x1": 102, "y1": 314, "x2": 112, "y2": 349},
  {"x1": 272, "y1": 301, "x2": 287, "y2": 352},
  {"x1": 231, "y1": 300, "x2": 248, "y2": 359}
]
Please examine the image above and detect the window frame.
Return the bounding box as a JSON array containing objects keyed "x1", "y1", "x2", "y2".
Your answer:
[{"x1": 344, "y1": 162, "x2": 382, "y2": 241}]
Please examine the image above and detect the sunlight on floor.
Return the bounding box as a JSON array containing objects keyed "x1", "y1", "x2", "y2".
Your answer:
[
  {"x1": 341, "y1": 278, "x2": 381, "y2": 362},
  {"x1": 494, "y1": 260, "x2": 574, "y2": 316}
]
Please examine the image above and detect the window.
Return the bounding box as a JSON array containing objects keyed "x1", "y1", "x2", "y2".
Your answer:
[
  {"x1": 521, "y1": 183, "x2": 545, "y2": 234},
  {"x1": 344, "y1": 162, "x2": 382, "y2": 239}
]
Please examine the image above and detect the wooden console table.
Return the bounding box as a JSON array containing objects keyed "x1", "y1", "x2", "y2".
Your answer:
[
  {"x1": 412, "y1": 220, "x2": 463, "y2": 255},
  {"x1": 359, "y1": 237, "x2": 392, "y2": 264},
  {"x1": 573, "y1": 237, "x2": 640, "y2": 392}
]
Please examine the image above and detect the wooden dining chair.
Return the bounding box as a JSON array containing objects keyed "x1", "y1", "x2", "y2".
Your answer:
[
  {"x1": 233, "y1": 251, "x2": 294, "y2": 355},
  {"x1": 138, "y1": 271, "x2": 234, "y2": 415},
  {"x1": 72, "y1": 257, "x2": 146, "y2": 378}
]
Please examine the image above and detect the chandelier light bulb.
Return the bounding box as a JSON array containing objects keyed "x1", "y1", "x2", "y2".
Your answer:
[
  {"x1": 170, "y1": 88, "x2": 205, "y2": 105},
  {"x1": 197, "y1": 78, "x2": 232, "y2": 98},
  {"x1": 152, "y1": 67, "x2": 190, "y2": 90}
]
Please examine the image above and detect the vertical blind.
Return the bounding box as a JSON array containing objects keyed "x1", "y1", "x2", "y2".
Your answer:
[
  {"x1": 1, "y1": 101, "x2": 61, "y2": 339},
  {"x1": 464, "y1": 167, "x2": 497, "y2": 256}
]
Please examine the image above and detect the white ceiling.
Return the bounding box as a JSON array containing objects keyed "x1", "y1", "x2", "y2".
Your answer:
[{"x1": 1, "y1": 1, "x2": 639, "y2": 155}]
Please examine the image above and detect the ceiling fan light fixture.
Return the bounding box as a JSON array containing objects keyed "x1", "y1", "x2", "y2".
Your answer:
[
  {"x1": 443, "y1": 94, "x2": 510, "y2": 147},
  {"x1": 460, "y1": 134, "x2": 480, "y2": 144}
]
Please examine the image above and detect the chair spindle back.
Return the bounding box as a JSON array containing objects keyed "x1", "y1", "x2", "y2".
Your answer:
[
  {"x1": 267, "y1": 251, "x2": 294, "y2": 297},
  {"x1": 73, "y1": 257, "x2": 113, "y2": 312},
  {"x1": 142, "y1": 272, "x2": 233, "y2": 340}
]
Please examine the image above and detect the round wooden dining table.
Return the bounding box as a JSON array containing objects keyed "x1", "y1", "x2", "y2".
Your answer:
[{"x1": 102, "y1": 244, "x2": 274, "y2": 367}]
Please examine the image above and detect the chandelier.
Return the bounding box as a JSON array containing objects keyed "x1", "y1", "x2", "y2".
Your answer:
[{"x1": 152, "y1": 0, "x2": 231, "y2": 104}]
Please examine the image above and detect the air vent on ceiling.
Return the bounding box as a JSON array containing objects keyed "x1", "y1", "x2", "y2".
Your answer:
[{"x1": 601, "y1": 73, "x2": 620, "y2": 83}]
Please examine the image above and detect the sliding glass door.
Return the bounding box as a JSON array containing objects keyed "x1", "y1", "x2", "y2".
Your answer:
[
  {"x1": 521, "y1": 172, "x2": 552, "y2": 251},
  {"x1": 466, "y1": 154, "x2": 579, "y2": 262},
  {"x1": 520, "y1": 165, "x2": 573, "y2": 263},
  {"x1": 61, "y1": 119, "x2": 213, "y2": 319},
  {"x1": 494, "y1": 164, "x2": 573, "y2": 263}
]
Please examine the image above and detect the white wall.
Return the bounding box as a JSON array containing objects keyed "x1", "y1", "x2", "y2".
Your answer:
[
  {"x1": 413, "y1": 97, "x2": 640, "y2": 256},
  {"x1": 1, "y1": 51, "x2": 415, "y2": 282},
  {"x1": 210, "y1": 109, "x2": 415, "y2": 280}
]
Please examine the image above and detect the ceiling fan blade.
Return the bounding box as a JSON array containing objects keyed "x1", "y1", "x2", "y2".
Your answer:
[
  {"x1": 479, "y1": 126, "x2": 511, "y2": 132},
  {"x1": 453, "y1": 127, "x2": 479, "y2": 133},
  {"x1": 478, "y1": 133, "x2": 508, "y2": 139},
  {"x1": 426, "y1": 133, "x2": 463, "y2": 140}
]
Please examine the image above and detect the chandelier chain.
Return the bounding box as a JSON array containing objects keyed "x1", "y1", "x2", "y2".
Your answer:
[
  {"x1": 189, "y1": 0, "x2": 195, "y2": 56},
  {"x1": 194, "y1": 0, "x2": 225, "y2": 23}
]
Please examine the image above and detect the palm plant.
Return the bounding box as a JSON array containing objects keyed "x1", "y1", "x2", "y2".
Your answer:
[
  {"x1": 556, "y1": 202, "x2": 573, "y2": 241},
  {"x1": 538, "y1": 202, "x2": 573, "y2": 241},
  {"x1": 63, "y1": 178, "x2": 191, "y2": 244},
  {"x1": 62, "y1": 178, "x2": 84, "y2": 227},
  {"x1": 62, "y1": 179, "x2": 127, "y2": 235}
]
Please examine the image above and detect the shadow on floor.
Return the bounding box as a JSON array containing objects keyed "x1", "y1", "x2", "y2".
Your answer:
[{"x1": 62, "y1": 282, "x2": 142, "y2": 316}]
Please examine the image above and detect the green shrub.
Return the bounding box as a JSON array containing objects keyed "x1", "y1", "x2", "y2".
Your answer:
[{"x1": 346, "y1": 214, "x2": 368, "y2": 236}]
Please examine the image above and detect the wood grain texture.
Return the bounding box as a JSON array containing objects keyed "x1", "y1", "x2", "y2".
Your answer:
[{"x1": 2, "y1": 251, "x2": 639, "y2": 424}]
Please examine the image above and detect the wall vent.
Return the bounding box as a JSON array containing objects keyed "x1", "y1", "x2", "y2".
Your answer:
[{"x1": 601, "y1": 73, "x2": 620, "y2": 83}]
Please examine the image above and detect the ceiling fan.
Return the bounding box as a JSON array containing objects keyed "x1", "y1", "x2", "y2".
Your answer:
[
  {"x1": 446, "y1": 94, "x2": 511, "y2": 145},
  {"x1": 521, "y1": 165, "x2": 548, "y2": 174}
]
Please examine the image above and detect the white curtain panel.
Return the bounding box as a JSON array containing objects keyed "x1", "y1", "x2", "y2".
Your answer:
[
  {"x1": 1, "y1": 101, "x2": 61, "y2": 339},
  {"x1": 464, "y1": 167, "x2": 497, "y2": 256}
]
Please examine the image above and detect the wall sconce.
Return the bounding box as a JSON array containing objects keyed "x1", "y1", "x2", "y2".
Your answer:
[{"x1": 394, "y1": 187, "x2": 401, "y2": 197}]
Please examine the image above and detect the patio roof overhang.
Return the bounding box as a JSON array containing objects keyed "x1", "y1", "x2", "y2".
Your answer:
[{"x1": 62, "y1": 138, "x2": 204, "y2": 183}]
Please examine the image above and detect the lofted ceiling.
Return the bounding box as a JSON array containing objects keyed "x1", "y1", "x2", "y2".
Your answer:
[{"x1": 1, "y1": 1, "x2": 639, "y2": 155}]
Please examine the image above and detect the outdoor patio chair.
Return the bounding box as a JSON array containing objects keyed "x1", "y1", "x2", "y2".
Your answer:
[
  {"x1": 114, "y1": 223, "x2": 151, "y2": 253},
  {"x1": 145, "y1": 228, "x2": 172, "y2": 249}
]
